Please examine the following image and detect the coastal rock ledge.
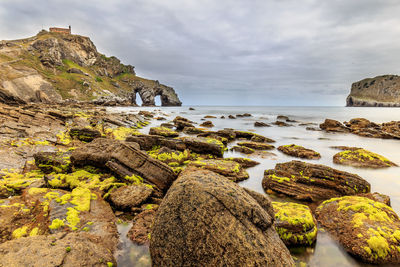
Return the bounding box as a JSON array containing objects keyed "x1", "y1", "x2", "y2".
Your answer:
[{"x1": 346, "y1": 75, "x2": 400, "y2": 107}]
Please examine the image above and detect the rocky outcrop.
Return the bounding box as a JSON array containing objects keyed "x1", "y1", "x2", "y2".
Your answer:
[
  {"x1": 263, "y1": 161, "x2": 370, "y2": 202},
  {"x1": 316, "y1": 196, "x2": 400, "y2": 264},
  {"x1": 333, "y1": 146, "x2": 397, "y2": 168},
  {"x1": 346, "y1": 75, "x2": 400, "y2": 107},
  {"x1": 150, "y1": 167, "x2": 295, "y2": 266},
  {"x1": 0, "y1": 30, "x2": 182, "y2": 106}
]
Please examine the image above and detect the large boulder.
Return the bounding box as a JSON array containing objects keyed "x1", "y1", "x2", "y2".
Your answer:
[
  {"x1": 316, "y1": 196, "x2": 400, "y2": 264},
  {"x1": 109, "y1": 184, "x2": 153, "y2": 210},
  {"x1": 150, "y1": 167, "x2": 295, "y2": 266},
  {"x1": 319, "y1": 119, "x2": 350, "y2": 133},
  {"x1": 263, "y1": 161, "x2": 370, "y2": 202}
]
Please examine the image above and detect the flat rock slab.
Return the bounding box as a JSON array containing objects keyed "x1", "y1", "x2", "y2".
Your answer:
[
  {"x1": 333, "y1": 147, "x2": 397, "y2": 168},
  {"x1": 278, "y1": 144, "x2": 321, "y2": 160},
  {"x1": 188, "y1": 159, "x2": 249, "y2": 182},
  {"x1": 237, "y1": 141, "x2": 275, "y2": 150},
  {"x1": 316, "y1": 196, "x2": 400, "y2": 265},
  {"x1": 224, "y1": 157, "x2": 260, "y2": 168},
  {"x1": 272, "y1": 201, "x2": 317, "y2": 246},
  {"x1": 262, "y1": 160, "x2": 370, "y2": 202},
  {"x1": 234, "y1": 131, "x2": 275, "y2": 143},
  {"x1": 69, "y1": 127, "x2": 101, "y2": 142},
  {"x1": 180, "y1": 136, "x2": 225, "y2": 157},
  {"x1": 150, "y1": 167, "x2": 294, "y2": 266},
  {"x1": 149, "y1": 126, "x2": 179, "y2": 137},
  {"x1": 109, "y1": 184, "x2": 153, "y2": 210}
]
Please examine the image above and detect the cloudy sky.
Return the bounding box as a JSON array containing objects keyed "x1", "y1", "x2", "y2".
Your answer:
[{"x1": 1, "y1": 0, "x2": 400, "y2": 106}]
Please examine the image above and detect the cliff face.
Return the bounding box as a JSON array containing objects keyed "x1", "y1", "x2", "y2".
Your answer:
[
  {"x1": 0, "y1": 30, "x2": 182, "y2": 106},
  {"x1": 346, "y1": 75, "x2": 400, "y2": 107}
]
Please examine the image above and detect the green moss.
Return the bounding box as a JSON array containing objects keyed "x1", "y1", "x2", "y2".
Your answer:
[
  {"x1": 107, "y1": 262, "x2": 113, "y2": 267},
  {"x1": 66, "y1": 246, "x2": 71, "y2": 252},
  {"x1": 29, "y1": 227, "x2": 39, "y2": 236},
  {"x1": 69, "y1": 187, "x2": 92, "y2": 212},
  {"x1": 105, "y1": 127, "x2": 140, "y2": 140},
  {"x1": 12, "y1": 226, "x2": 28, "y2": 239},
  {"x1": 28, "y1": 188, "x2": 48, "y2": 195},
  {"x1": 268, "y1": 173, "x2": 290, "y2": 183},
  {"x1": 273, "y1": 202, "x2": 315, "y2": 230},
  {"x1": 367, "y1": 234, "x2": 390, "y2": 258},
  {"x1": 338, "y1": 149, "x2": 393, "y2": 166},
  {"x1": 66, "y1": 207, "x2": 80, "y2": 230},
  {"x1": 49, "y1": 218, "x2": 65, "y2": 230}
]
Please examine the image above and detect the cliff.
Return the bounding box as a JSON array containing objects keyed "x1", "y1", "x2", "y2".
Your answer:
[
  {"x1": 346, "y1": 75, "x2": 400, "y2": 107},
  {"x1": 0, "y1": 30, "x2": 181, "y2": 106}
]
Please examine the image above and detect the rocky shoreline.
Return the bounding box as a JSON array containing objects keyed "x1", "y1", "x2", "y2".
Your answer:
[{"x1": 0, "y1": 104, "x2": 400, "y2": 266}]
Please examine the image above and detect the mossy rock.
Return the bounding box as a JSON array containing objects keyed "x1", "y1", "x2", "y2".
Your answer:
[
  {"x1": 237, "y1": 141, "x2": 275, "y2": 150},
  {"x1": 316, "y1": 196, "x2": 400, "y2": 264},
  {"x1": 224, "y1": 157, "x2": 260, "y2": 168},
  {"x1": 69, "y1": 127, "x2": 101, "y2": 142},
  {"x1": 278, "y1": 144, "x2": 321, "y2": 160},
  {"x1": 182, "y1": 127, "x2": 206, "y2": 135},
  {"x1": 33, "y1": 151, "x2": 72, "y2": 174},
  {"x1": 180, "y1": 136, "x2": 226, "y2": 157},
  {"x1": 262, "y1": 160, "x2": 370, "y2": 202},
  {"x1": 272, "y1": 201, "x2": 317, "y2": 246},
  {"x1": 188, "y1": 159, "x2": 249, "y2": 182},
  {"x1": 149, "y1": 127, "x2": 179, "y2": 138},
  {"x1": 199, "y1": 121, "x2": 214, "y2": 128},
  {"x1": 234, "y1": 131, "x2": 275, "y2": 143},
  {"x1": 231, "y1": 145, "x2": 255, "y2": 154},
  {"x1": 0, "y1": 169, "x2": 44, "y2": 198},
  {"x1": 333, "y1": 147, "x2": 397, "y2": 168}
]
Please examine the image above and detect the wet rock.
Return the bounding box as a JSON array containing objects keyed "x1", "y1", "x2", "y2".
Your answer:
[
  {"x1": 188, "y1": 159, "x2": 249, "y2": 182},
  {"x1": 126, "y1": 134, "x2": 185, "y2": 151},
  {"x1": 216, "y1": 129, "x2": 237, "y2": 141},
  {"x1": 263, "y1": 160, "x2": 370, "y2": 202},
  {"x1": 220, "y1": 115, "x2": 225, "y2": 119},
  {"x1": 180, "y1": 136, "x2": 225, "y2": 157},
  {"x1": 69, "y1": 127, "x2": 101, "y2": 142},
  {"x1": 33, "y1": 151, "x2": 71, "y2": 174},
  {"x1": 333, "y1": 147, "x2": 397, "y2": 168},
  {"x1": 228, "y1": 115, "x2": 236, "y2": 119},
  {"x1": 319, "y1": 119, "x2": 350, "y2": 133},
  {"x1": 154, "y1": 116, "x2": 166, "y2": 120},
  {"x1": 182, "y1": 127, "x2": 205, "y2": 135},
  {"x1": 236, "y1": 113, "x2": 252, "y2": 117},
  {"x1": 272, "y1": 201, "x2": 317, "y2": 246},
  {"x1": 109, "y1": 184, "x2": 153, "y2": 210},
  {"x1": 127, "y1": 209, "x2": 156, "y2": 245},
  {"x1": 159, "y1": 123, "x2": 174, "y2": 129},
  {"x1": 273, "y1": 121, "x2": 291, "y2": 127},
  {"x1": 278, "y1": 144, "x2": 321, "y2": 160},
  {"x1": 237, "y1": 141, "x2": 275, "y2": 150},
  {"x1": 0, "y1": 169, "x2": 45, "y2": 198},
  {"x1": 199, "y1": 120, "x2": 214, "y2": 128},
  {"x1": 173, "y1": 116, "x2": 194, "y2": 130},
  {"x1": 224, "y1": 157, "x2": 260, "y2": 168},
  {"x1": 254, "y1": 121, "x2": 271, "y2": 127},
  {"x1": 204, "y1": 115, "x2": 216, "y2": 119},
  {"x1": 231, "y1": 145, "x2": 255, "y2": 154},
  {"x1": 138, "y1": 111, "x2": 154, "y2": 118},
  {"x1": 150, "y1": 167, "x2": 295, "y2": 266},
  {"x1": 316, "y1": 196, "x2": 400, "y2": 264},
  {"x1": 106, "y1": 143, "x2": 177, "y2": 191},
  {"x1": 234, "y1": 130, "x2": 275, "y2": 143},
  {"x1": 277, "y1": 115, "x2": 289, "y2": 121},
  {"x1": 359, "y1": 192, "x2": 391, "y2": 206},
  {"x1": 189, "y1": 107, "x2": 195, "y2": 110},
  {"x1": 149, "y1": 126, "x2": 179, "y2": 137}
]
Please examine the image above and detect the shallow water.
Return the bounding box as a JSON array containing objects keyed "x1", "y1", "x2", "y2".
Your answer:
[{"x1": 109, "y1": 106, "x2": 400, "y2": 267}]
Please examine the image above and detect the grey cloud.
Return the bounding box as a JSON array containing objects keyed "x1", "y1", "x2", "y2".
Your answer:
[{"x1": 1, "y1": 0, "x2": 400, "y2": 105}]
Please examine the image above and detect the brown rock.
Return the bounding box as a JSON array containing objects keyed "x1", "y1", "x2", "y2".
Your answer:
[
  {"x1": 150, "y1": 167, "x2": 295, "y2": 266},
  {"x1": 319, "y1": 119, "x2": 350, "y2": 133},
  {"x1": 237, "y1": 141, "x2": 275, "y2": 150},
  {"x1": 333, "y1": 147, "x2": 397, "y2": 168},
  {"x1": 188, "y1": 159, "x2": 249, "y2": 182},
  {"x1": 69, "y1": 127, "x2": 101, "y2": 142},
  {"x1": 278, "y1": 144, "x2": 321, "y2": 160},
  {"x1": 231, "y1": 145, "x2": 255, "y2": 154},
  {"x1": 34, "y1": 151, "x2": 72, "y2": 174},
  {"x1": 199, "y1": 120, "x2": 214, "y2": 128},
  {"x1": 254, "y1": 121, "x2": 271, "y2": 127},
  {"x1": 180, "y1": 136, "x2": 225, "y2": 157},
  {"x1": 127, "y1": 209, "x2": 156, "y2": 245},
  {"x1": 126, "y1": 134, "x2": 185, "y2": 151},
  {"x1": 109, "y1": 185, "x2": 153, "y2": 209},
  {"x1": 224, "y1": 157, "x2": 260, "y2": 168},
  {"x1": 262, "y1": 160, "x2": 370, "y2": 202},
  {"x1": 149, "y1": 126, "x2": 179, "y2": 137}
]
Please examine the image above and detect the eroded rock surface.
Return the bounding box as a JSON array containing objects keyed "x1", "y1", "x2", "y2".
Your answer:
[
  {"x1": 150, "y1": 167, "x2": 295, "y2": 266},
  {"x1": 333, "y1": 147, "x2": 397, "y2": 168},
  {"x1": 278, "y1": 144, "x2": 321, "y2": 160},
  {"x1": 263, "y1": 161, "x2": 370, "y2": 202}
]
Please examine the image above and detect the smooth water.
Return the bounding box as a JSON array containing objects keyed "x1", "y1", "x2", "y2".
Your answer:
[{"x1": 110, "y1": 106, "x2": 400, "y2": 267}]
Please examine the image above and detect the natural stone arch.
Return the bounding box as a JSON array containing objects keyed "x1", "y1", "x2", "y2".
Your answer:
[{"x1": 130, "y1": 80, "x2": 182, "y2": 107}]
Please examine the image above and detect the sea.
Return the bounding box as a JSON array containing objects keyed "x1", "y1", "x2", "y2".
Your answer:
[{"x1": 109, "y1": 106, "x2": 400, "y2": 267}]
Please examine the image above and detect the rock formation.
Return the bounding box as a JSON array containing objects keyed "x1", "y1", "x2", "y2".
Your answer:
[
  {"x1": 0, "y1": 30, "x2": 181, "y2": 106},
  {"x1": 150, "y1": 167, "x2": 295, "y2": 266},
  {"x1": 346, "y1": 75, "x2": 400, "y2": 107}
]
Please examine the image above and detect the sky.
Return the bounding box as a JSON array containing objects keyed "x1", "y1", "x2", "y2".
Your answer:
[{"x1": 1, "y1": 0, "x2": 400, "y2": 106}]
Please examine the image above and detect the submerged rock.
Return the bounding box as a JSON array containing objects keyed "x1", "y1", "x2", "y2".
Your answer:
[
  {"x1": 150, "y1": 167, "x2": 295, "y2": 266},
  {"x1": 188, "y1": 159, "x2": 249, "y2": 182},
  {"x1": 333, "y1": 147, "x2": 397, "y2": 168},
  {"x1": 263, "y1": 161, "x2": 370, "y2": 202},
  {"x1": 278, "y1": 144, "x2": 321, "y2": 160},
  {"x1": 272, "y1": 201, "x2": 317, "y2": 246},
  {"x1": 316, "y1": 196, "x2": 400, "y2": 264}
]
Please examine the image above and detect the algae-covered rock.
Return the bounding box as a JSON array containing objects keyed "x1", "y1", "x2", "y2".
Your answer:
[
  {"x1": 272, "y1": 201, "x2": 317, "y2": 246},
  {"x1": 278, "y1": 144, "x2": 321, "y2": 160},
  {"x1": 173, "y1": 116, "x2": 194, "y2": 130},
  {"x1": 237, "y1": 141, "x2": 275, "y2": 150},
  {"x1": 234, "y1": 131, "x2": 275, "y2": 143},
  {"x1": 231, "y1": 145, "x2": 255, "y2": 154},
  {"x1": 150, "y1": 167, "x2": 295, "y2": 266},
  {"x1": 109, "y1": 184, "x2": 153, "y2": 210},
  {"x1": 149, "y1": 126, "x2": 179, "y2": 138},
  {"x1": 126, "y1": 134, "x2": 185, "y2": 151},
  {"x1": 0, "y1": 169, "x2": 44, "y2": 198},
  {"x1": 333, "y1": 147, "x2": 397, "y2": 168},
  {"x1": 34, "y1": 151, "x2": 72, "y2": 174},
  {"x1": 199, "y1": 120, "x2": 214, "y2": 128},
  {"x1": 188, "y1": 159, "x2": 249, "y2": 182},
  {"x1": 316, "y1": 196, "x2": 400, "y2": 264},
  {"x1": 180, "y1": 136, "x2": 226, "y2": 157},
  {"x1": 262, "y1": 161, "x2": 370, "y2": 202},
  {"x1": 224, "y1": 157, "x2": 260, "y2": 168},
  {"x1": 182, "y1": 127, "x2": 206, "y2": 135},
  {"x1": 69, "y1": 127, "x2": 101, "y2": 142}
]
